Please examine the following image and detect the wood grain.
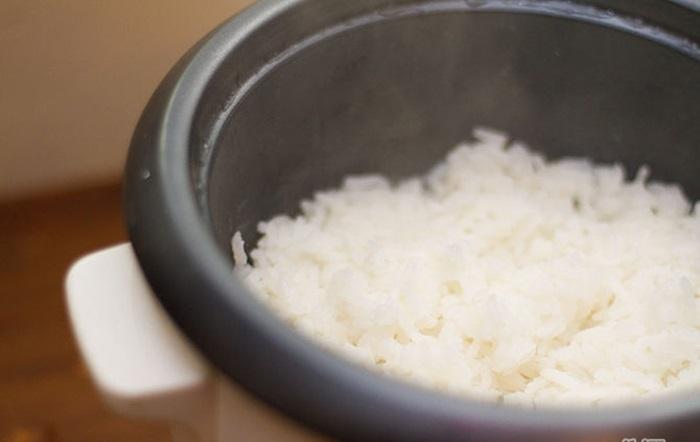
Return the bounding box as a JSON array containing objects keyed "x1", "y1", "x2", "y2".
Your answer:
[{"x1": 0, "y1": 184, "x2": 169, "y2": 442}]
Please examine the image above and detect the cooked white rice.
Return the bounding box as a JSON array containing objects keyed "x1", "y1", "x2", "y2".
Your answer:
[{"x1": 233, "y1": 128, "x2": 700, "y2": 407}]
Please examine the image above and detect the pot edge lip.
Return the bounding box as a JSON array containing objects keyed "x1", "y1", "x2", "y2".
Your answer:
[{"x1": 125, "y1": 0, "x2": 700, "y2": 439}]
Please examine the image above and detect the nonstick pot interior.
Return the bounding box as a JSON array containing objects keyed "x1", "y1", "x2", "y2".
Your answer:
[{"x1": 126, "y1": 1, "x2": 700, "y2": 440}]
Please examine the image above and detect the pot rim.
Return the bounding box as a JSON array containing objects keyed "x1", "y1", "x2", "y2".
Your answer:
[{"x1": 125, "y1": 1, "x2": 700, "y2": 440}]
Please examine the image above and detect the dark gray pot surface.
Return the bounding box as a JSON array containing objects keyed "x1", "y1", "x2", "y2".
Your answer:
[{"x1": 125, "y1": 1, "x2": 700, "y2": 440}]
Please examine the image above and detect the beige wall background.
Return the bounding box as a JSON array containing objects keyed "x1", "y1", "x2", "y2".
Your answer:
[{"x1": 0, "y1": 0, "x2": 252, "y2": 201}]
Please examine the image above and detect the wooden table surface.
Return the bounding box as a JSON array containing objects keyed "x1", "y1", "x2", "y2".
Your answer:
[{"x1": 0, "y1": 184, "x2": 170, "y2": 442}]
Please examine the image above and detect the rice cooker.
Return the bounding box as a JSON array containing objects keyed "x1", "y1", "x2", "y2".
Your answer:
[{"x1": 66, "y1": 0, "x2": 700, "y2": 440}]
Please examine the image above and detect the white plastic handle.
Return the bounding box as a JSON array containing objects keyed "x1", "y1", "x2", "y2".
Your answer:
[
  {"x1": 65, "y1": 243, "x2": 330, "y2": 442},
  {"x1": 65, "y1": 243, "x2": 213, "y2": 442}
]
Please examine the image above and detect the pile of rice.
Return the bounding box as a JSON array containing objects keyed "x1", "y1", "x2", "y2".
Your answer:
[{"x1": 232, "y1": 129, "x2": 700, "y2": 406}]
